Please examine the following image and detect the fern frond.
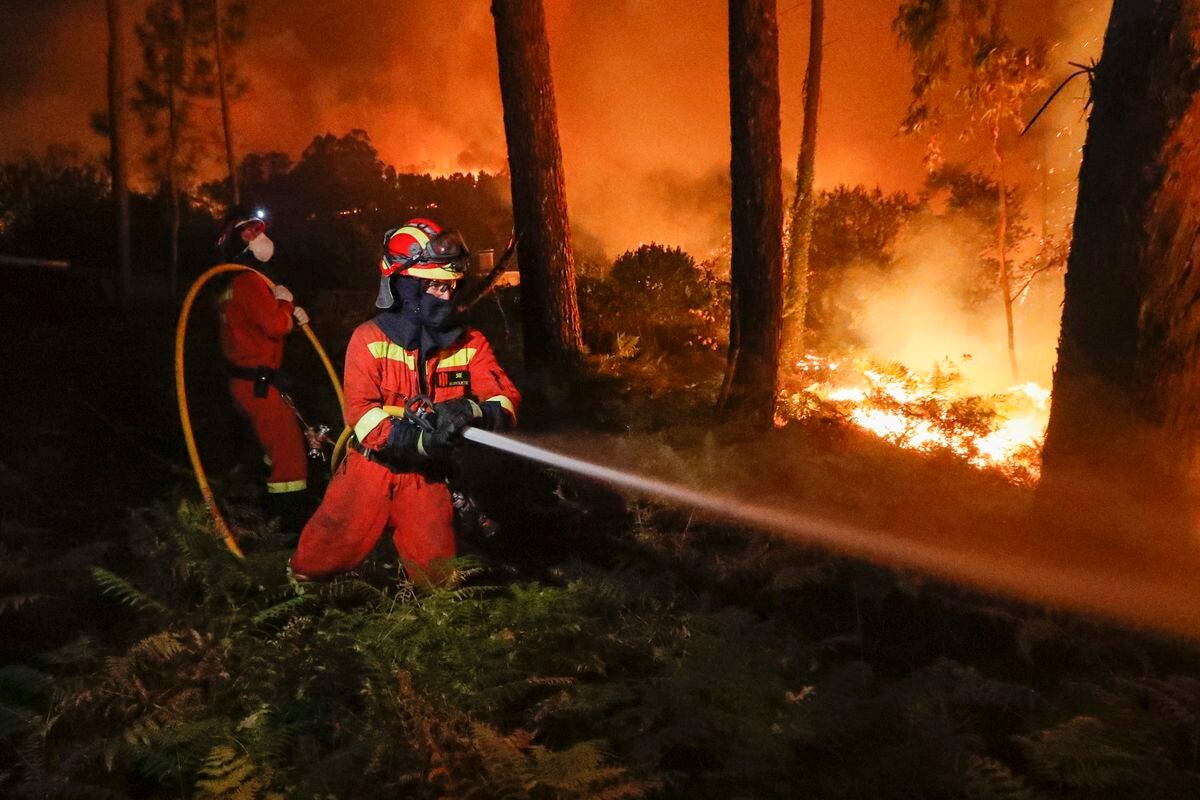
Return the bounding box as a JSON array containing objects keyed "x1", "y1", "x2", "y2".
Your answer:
[
  {"x1": 91, "y1": 568, "x2": 167, "y2": 615},
  {"x1": 127, "y1": 632, "x2": 186, "y2": 664},
  {"x1": 194, "y1": 743, "x2": 271, "y2": 799},
  {"x1": 250, "y1": 596, "x2": 310, "y2": 627},
  {"x1": 961, "y1": 754, "x2": 1035, "y2": 800},
  {"x1": 1015, "y1": 715, "x2": 1145, "y2": 789}
]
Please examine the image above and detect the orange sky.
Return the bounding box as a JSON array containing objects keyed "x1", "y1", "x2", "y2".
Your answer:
[{"x1": 0, "y1": 0, "x2": 1109, "y2": 257}]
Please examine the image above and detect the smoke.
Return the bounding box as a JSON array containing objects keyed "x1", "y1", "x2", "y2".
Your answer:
[
  {"x1": 843, "y1": 213, "x2": 1065, "y2": 392},
  {"x1": 0, "y1": 0, "x2": 1111, "y2": 264}
]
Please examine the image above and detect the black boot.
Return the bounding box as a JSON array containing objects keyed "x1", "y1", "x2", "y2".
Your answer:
[{"x1": 264, "y1": 490, "x2": 312, "y2": 547}]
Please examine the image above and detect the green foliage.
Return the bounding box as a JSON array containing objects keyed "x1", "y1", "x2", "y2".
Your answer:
[
  {"x1": 580, "y1": 243, "x2": 728, "y2": 357},
  {"x1": 7, "y1": 470, "x2": 1200, "y2": 798},
  {"x1": 894, "y1": 0, "x2": 1048, "y2": 146}
]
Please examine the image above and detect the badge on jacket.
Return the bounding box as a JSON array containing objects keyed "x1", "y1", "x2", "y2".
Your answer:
[{"x1": 435, "y1": 369, "x2": 471, "y2": 389}]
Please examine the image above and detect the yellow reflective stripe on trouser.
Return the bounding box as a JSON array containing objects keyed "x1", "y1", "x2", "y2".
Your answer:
[
  {"x1": 485, "y1": 395, "x2": 516, "y2": 415},
  {"x1": 267, "y1": 479, "x2": 307, "y2": 494},
  {"x1": 354, "y1": 406, "x2": 393, "y2": 442},
  {"x1": 417, "y1": 430, "x2": 428, "y2": 457},
  {"x1": 366, "y1": 340, "x2": 417, "y2": 369}
]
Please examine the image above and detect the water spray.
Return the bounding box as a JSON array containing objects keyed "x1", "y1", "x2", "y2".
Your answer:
[{"x1": 461, "y1": 427, "x2": 1200, "y2": 640}]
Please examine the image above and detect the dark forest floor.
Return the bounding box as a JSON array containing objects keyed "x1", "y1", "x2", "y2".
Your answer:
[{"x1": 3, "y1": 284, "x2": 1200, "y2": 799}]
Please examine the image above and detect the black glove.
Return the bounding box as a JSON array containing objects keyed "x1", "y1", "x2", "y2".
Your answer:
[
  {"x1": 479, "y1": 400, "x2": 513, "y2": 432},
  {"x1": 432, "y1": 398, "x2": 481, "y2": 435},
  {"x1": 382, "y1": 417, "x2": 420, "y2": 459},
  {"x1": 419, "y1": 424, "x2": 457, "y2": 459}
]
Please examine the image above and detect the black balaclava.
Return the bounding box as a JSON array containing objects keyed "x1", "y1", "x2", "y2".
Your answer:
[{"x1": 373, "y1": 275, "x2": 463, "y2": 356}]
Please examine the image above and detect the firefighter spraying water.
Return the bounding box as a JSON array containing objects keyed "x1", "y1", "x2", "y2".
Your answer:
[{"x1": 290, "y1": 219, "x2": 520, "y2": 582}]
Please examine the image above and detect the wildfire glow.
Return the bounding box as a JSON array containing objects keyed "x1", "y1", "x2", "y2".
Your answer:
[{"x1": 787, "y1": 355, "x2": 1050, "y2": 482}]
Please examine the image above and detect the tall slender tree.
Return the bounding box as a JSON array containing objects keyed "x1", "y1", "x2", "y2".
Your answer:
[
  {"x1": 213, "y1": 0, "x2": 239, "y2": 204},
  {"x1": 134, "y1": 0, "x2": 246, "y2": 301},
  {"x1": 782, "y1": 0, "x2": 824, "y2": 359},
  {"x1": 894, "y1": 0, "x2": 1047, "y2": 379},
  {"x1": 491, "y1": 0, "x2": 584, "y2": 378},
  {"x1": 106, "y1": 0, "x2": 133, "y2": 308},
  {"x1": 722, "y1": 0, "x2": 785, "y2": 427},
  {"x1": 1041, "y1": 0, "x2": 1200, "y2": 529}
]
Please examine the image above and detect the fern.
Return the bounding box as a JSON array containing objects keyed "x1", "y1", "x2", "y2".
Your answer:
[
  {"x1": 127, "y1": 631, "x2": 186, "y2": 664},
  {"x1": 91, "y1": 567, "x2": 167, "y2": 615},
  {"x1": 961, "y1": 755, "x2": 1036, "y2": 800},
  {"x1": 194, "y1": 744, "x2": 276, "y2": 799},
  {"x1": 1015, "y1": 715, "x2": 1147, "y2": 789}
]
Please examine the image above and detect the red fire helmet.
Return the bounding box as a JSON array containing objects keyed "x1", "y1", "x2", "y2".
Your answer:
[{"x1": 379, "y1": 218, "x2": 469, "y2": 281}]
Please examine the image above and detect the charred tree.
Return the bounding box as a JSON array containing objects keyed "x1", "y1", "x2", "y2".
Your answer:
[
  {"x1": 213, "y1": 0, "x2": 239, "y2": 204},
  {"x1": 106, "y1": 0, "x2": 133, "y2": 309},
  {"x1": 722, "y1": 0, "x2": 785, "y2": 427},
  {"x1": 1041, "y1": 1, "x2": 1200, "y2": 528},
  {"x1": 491, "y1": 0, "x2": 583, "y2": 377},
  {"x1": 782, "y1": 0, "x2": 824, "y2": 359}
]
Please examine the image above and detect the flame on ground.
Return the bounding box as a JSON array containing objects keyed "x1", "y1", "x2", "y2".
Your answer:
[{"x1": 784, "y1": 354, "x2": 1050, "y2": 483}]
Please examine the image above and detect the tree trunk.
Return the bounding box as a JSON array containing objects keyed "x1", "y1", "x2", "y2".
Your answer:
[
  {"x1": 490, "y1": 0, "x2": 583, "y2": 377},
  {"x1": 994, "y1": 132, "x2": 1018, "y2": 379},
  {"x1": 167, "y1": 2, "x2": 184, "y2": 304},
  {"x1": 782, "y1": 0, "x2": 823, "y2": 359},
  {"x1": 213, "y1": 0, "x2": 239, "y2": 204},
  {"x1": 723, "y1": 0, "x2": 785, "y2": 428},
  {"x1": 168, "y1": 93, "x2": 180, "y2": 304},
  {"x1": 106, "y1": 0, "x2": 133, "y2": 309},
  {"x1": 1041, "y1": 0, "x2": 1200, "y2": 530}
]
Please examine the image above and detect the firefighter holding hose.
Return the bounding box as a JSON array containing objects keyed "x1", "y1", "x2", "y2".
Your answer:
[
  {"x1": 216, "y1": 206, "x2": 312, "y2": 539},
  {"x1": 291, "y1": 219, "x2": 520, "y2": 583}
]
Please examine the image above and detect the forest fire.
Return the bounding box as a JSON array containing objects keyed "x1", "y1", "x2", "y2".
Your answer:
[{"x1": 787, "y1": 354, "x2": 1049, "y2": 481}]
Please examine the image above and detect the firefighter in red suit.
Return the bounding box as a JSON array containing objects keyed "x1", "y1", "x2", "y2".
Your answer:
[
  {"x1": 216, "y1": 208, "x2": 312, "y2": 537},
  {"x1": 292, "y1": 219, "x2": 520, "y2": 581}
]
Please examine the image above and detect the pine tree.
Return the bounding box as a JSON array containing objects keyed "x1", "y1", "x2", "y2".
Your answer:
[
  {"x1": 491, "y1": 0, "x2": 584, "y2": 382},
  {"x1": 722, "y1": 0, "x2": 785, "y2": 428}
]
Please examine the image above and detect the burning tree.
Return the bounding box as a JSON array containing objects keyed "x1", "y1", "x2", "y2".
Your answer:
[
  {"x1": 722, "y1": 0, "x2": 786, "y2": 428},
  {"x1": 491, "y1": 0, "x2": 584, "y2": 381},
  {"x1": 1041, "y1": 1, "x2": 1200, "y2": 530},
  {"x1": 894, "y1": 0, "x2": 1048, "y2": 379}
]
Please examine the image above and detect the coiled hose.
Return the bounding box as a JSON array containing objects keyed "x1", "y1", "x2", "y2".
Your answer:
[{"x1": 175, "y1": 263, "x2": 346, "y2": 557}]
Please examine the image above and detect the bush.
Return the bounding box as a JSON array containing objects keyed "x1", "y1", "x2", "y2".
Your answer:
[{"x1": 580, "y1": 243, "x2": 727, "y2": 356}]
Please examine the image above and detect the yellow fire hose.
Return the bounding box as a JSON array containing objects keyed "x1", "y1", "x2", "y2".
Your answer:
[{"x1": 175, "y1": 263, "x2": 346, "y2": 558}]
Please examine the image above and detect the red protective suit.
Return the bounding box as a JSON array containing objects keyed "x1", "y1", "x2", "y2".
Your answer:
[
  {"x1": 291, "y1": 321, "x2": 520, "y2": 578},
  {"x1": 218, "y1": 271, "x2": 307, "y2": 495}
]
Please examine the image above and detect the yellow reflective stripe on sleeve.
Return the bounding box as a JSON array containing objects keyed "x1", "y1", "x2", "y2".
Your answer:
[
  {"x1": 485, "y1": 395, "x2": 516, "y2": 415},
  {"x1": 366, "y1": 340, "x2": 417, "y2": 369},
  {"x1": 468, "y1": 399, "x2": 482, "y2": 417},
  {"x1": 354, "y1": 406, "x2": 393, "y2": 442},
  {"x1": 417, "y1": 431, "x2": 428, "y2": 457},
  {"x1": 437, "y1": 347, "x2": 477, "y2": 368},
  {"x1": 267, "y1": 479, "x2": 307, "y2": 494}
]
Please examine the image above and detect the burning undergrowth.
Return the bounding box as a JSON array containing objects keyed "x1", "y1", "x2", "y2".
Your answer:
[{"x1": 780, "y1": 354, "x2": 1049, "y2": 484}]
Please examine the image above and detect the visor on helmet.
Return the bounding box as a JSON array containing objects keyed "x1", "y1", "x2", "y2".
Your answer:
[{"x1": 380, "y1": 224, "x2": 470, "y2": 284}]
